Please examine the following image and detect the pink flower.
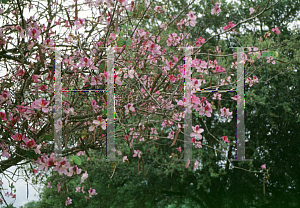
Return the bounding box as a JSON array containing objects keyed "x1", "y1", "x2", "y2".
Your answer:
[
  {"x1": 67, "y1": 166, "x2": 82, "y2": 177},
  {"x1": 211, "y1": 2, "x2": 221, "y2": 16},
  {"x1": 249, "y1": 7, "x2": 255, "y2": 15},
  {"x1": 39, "y1": 85, "x2": 47, "y2": 92},
  {"x1": 54, "y1": 119, "x2": 62, "y2": 133},
  {"x1": 125, "y1": 69, "x2": 136, "y2": 79},
  {"x1": 167, "y1": 33, "x2": 180, "y2": 46},
  {"x1": 124, "y1": 103, "x2": 135, "y2": 115},
  {"x1": 123, "y1": 135, "x2": 130, "y2": 141},
  {"x1": 92, "y1": 116, "x2": 106, "y2": 130},
  {"x1": 107, "y1": 33, "x2": 116, "y2": 44},
  {"x1": 0, "y1": 112, "x2": 7, "y2": 121},
  {"x1": 199, "y1": 103, "x2": 213, "y2": 117},
  {"x1": 272, "y1": 27, "x2": 281, "y2": 34},
  {"x1": 65, "y1": 197, "x2": 72, "y2": 206},
  {"x1": 80, "y1": 171, "x2": 88, "y2": 184},
  {"x1": 222, "y1": 136, "x2": 229, "y2": 143},
  {"x1": 231, "y1": 95, "x2": 241, "y2": 105},
  {"x1": 0, "y1": 90, "x2": 11, "y2": 103},
  {"x1": 74, "y1": 18, "x2": 85, "y2": 31},
  {"x1": 190, "y1": 125, "x2": 204, "y2": 140},
  {"x1": 212, "y1": 92, "x2": 222, "y2": 100},
  {"x1": 31, "y1": 98, "x2": 50, "y2": 113},
  {"x1": 246, "y1": 75, "x2": 259, "y2": 87},
  {"x1": 90, "y1": 76, "x2": 102, "y2": 86},
  {"x1": 114, "y1": 74, "x2": 123, "y2": 86},
  {"x1": 167, "y1": 130, "x2": 175, "y2": 139},
  {"x1": 186, "y1": 159, "x2": 190, "y2": 168},
  {"x1": 191, "y1": 137, "x2": 196, "y2": 143},
  {"x1": 195, "y1": 141, "x2": 202, "y2": 148},
  {"x1": 195, "y1": 37, "x2": 205, "y2": 47},
  {"x1": 26, "y1": 139, "x2": 36, "y2": 148},
  {"x1": 176, "y1": 147, "x2": 181, "y2": 152},
  {"x1": 253, "y1": 75, "x2": 259, "y2": 83},
  {"x1": 150, "y1": 128, "x2": 158, "y2": 135},
  {"x1": 185, "y1": 11, "x2": 197, "y2": 27},
  {"x1": 147, "y1": 43, "x2": 161, "y2": 55},
  {"x1": 57, "y1": 182, "x2": 61, "y2": 193},
  {"x1": 88, "y1": 188, "x2": 97, "y2": 197},
  {"x1": 64, "y1": 107, "x2": 76, "y2": 115},
  {"x1": 160, "y1": 22, "x2": 168, "y2": 31},
  {"x1": 47, "y1": 182, "x2": 52, "y2": 188},
  {"x1": 117, "y1": 0, "x2": 128, "y2": 6},
  {"x1": 34, "y1": 144, "x2": 42, "y2": 154},
  {"x1": 47, "y1": 157, "x2": 56, "y2": 168},
  {"x1": 12, "y1": 133, "x2": 25, "y2": 142},
  {"x1": 28, "y1": 27, "x2": 41, "y2": 40},
  {"x1": 53, "y1": 158, "x2": 71, "y2": 175},
  {"x1": 78, "y1": 57, "x2": 92, "y2": 68},
  {"x1": 43, "y1": 38, "x2": 55, "y2": 47},
  {"x1": 223, "y1": 22, "x2": 235, "y2": 31},
  {"x1": 193, "y1": 160, "x2": 199, "y2": 171},
  {"x1": 133, "y1": 150, "x2": 142, "y2": 158},
  {"x1": 90, "y1": 98, "x2": 100, "y2": 109},
  {"x1": 220, "y1": 107, "x2": 233, "y2": 119},
  {"x1": 123, "y1": 156, "x2": 129, "y2": 163},
  {"x1": 16, "y1": 69, "x2": 25, "y2": 76},
  {"x1": 75, "y1": 186, "x2": 81, "y2": 192},
  {"x1": 261, "y1": 164, "x2": 266, "y2": 170}
]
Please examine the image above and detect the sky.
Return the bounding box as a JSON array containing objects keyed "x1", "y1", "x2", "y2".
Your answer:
[{"x1": 0, "y1": 0, "x2": 299, "y2": 207}]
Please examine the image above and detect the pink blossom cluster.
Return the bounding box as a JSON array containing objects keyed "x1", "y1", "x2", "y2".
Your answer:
[
  {"x1": 211, "y1": 2, "x2": 221, "y2": 16},
  {"x1": 195, "y1": 37, "x2": 205, "y2": 47},
  {"x1": 220, "y1": 107, "x2": 233, "y2": 119},
  {"x1": 272, "y1": 27, "x2": 281, "y2": 34},
  {"x1": 167, "y1": 33, "x2": 181, "y2": 46},
  {"x1": 245, "y1": 75, "x2": 259, "y2": 87},
  {"x1": 223, "y1": 22, "x2": 236, "y2": 31}
]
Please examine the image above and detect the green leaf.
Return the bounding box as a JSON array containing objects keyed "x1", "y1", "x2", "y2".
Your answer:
[
  {"x1": 125, "y1": 38, "x2": 132, "y2": 50},
  {"x1": 71, "y1": 155, "x2": 82, "y2": 165},
  {"x1": 99, "y1": 62, "x2": 105, "y2": 71},
  {"x1": 128, "y1": 12, "x2": 133, "y2": 16},
  {"x1": 26, "y1": 151, "x2": 40, "y2": 160},
  {"x1": 1, "y1": 0, "x2": 9, "y2": 3},
  {"x1": 122, "y1": 25, "x2": 127, "y2": 30},
  {"x1": 262, "y1": 52, "x2": 271, "y2": 57},
  {"x1": 111, "y1": 162, "x2": 116, "y2": 170},
  {"x1": 120, "y1": 31, "x2": 124, "y2": 37},
  {"x1": 117, "y1": 37, "x2": 126, "y2": 47},
  {"x1": 138, "y1": 4, "x2": 145, "y2": 17},
  {"x1": 116, "y1": 125, "x2": 121, "y2": 131},
  {"x1": 41, "y1": 134, "x2": 53, "y2": 141},
  {"x1": 270, "y1": 51, "x2": 279, "y2": 58},
  {"x1": 261, "y1": 52, "x2": 269, "y2": 57}
]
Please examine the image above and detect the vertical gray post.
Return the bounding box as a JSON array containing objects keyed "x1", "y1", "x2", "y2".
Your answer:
[
  {"x1": 107, "y1": 47, "x2": 115, "y2": 160},
  {"x1": 232, "y1": 47, "x2": 253, "y2": 161},
  {"x1": 184, "y1": 47, "x2": 192, "y2": 161},
  {"x1": 54, "y1": 48, "x2": 62, "y2": 157}
]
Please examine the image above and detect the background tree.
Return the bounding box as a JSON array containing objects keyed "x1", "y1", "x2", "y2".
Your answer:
[{"x1": 0, "y1": 0, "x2": 299, "y2": 207}]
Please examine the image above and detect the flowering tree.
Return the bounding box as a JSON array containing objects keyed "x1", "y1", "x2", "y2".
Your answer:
[{"x1": 0, "y1": 0, "x2": 290, "y2": 206}]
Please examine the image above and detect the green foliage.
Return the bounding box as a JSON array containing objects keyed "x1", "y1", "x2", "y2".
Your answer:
[
  {"x1": 26, "y1": 151, "x2": 40, "y2": 160},
  {"x1": 71, "y1": 155, "x2": 82, "y2": 165},
  {"x1": 116, "y1": 37, "x2": 126, "y2": 47},
  {"x1": 40, "y1": 134, "x2": 53, "y2": 141},
  {"x1": 125, "y1": 38, "x2": 132, "y2": 51}
]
